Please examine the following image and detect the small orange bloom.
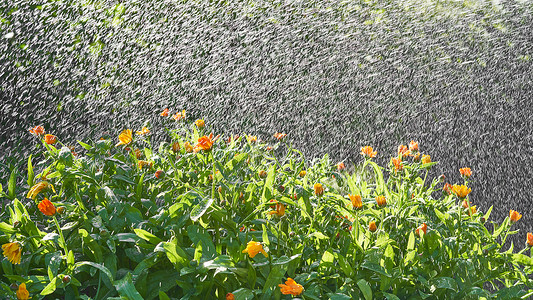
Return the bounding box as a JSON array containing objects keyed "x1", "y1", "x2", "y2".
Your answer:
[
  {"x1": 172, "y1": 142, "x2": 180, "y2": 153},
  {"x1": 409, "y1": 140, "x2": 419, "y2": 152},
  {"x1": 226, "y1": 293, "x2": 235, "y2": 300},
  {"x1": 412, "y1": 153, "x2": 421, "y2": 162},
  {"x1": 462, "y1": 200, "x2": 470, "y2": 209},
  {"x1": 392, "y1": 157, "x2": 403, "y2": 171},
  {"x1": 136, "y1": 127, "x2": 150, "y2": 135},
  {"x1": 247, "y1": 135, "x2": 257, "y2": 143},
  {"x1": 299, "y1": 170, "x2": 306, "y2": 177},
  {"x1": 242, "y1": 241, "x2": 268, "y2": 258},
  {"x1": 361, "y1": 146, "x2": 377, "y2": 158},
  {"x1": 527, "y1": 232, "x2": 533, "y2": 247},
  {"x1": 421, "y1": 154, "x2": 431, "y2": 164},
  {"x1": 510, "y1": 210, "x2": 522, "y2": 223},
  {"x1": 44, "y1": 134, "x2": 57, "y2": 145},
  {"x1": 138, "y1": 160, "x2": 153, "y2": 170},
  {"x1": 184, "y1": 142, "x2": 193, "y2": 153},
  {"x1": 155, "y1": 170, "x2": 164, "y2": 179},
  {"x1": 134, "y1": 148, "x2": 142, "y2": 159},
  {"x1": 376, "y1": 195, "x2": 386, "y2": 207},
  {"x1": 172, "y1": 110, "x2": 187, "y2": 121},
  {"x1": 258, "y1": 170, "x2": 267, "y2": 178},
  {"x1": 38, "y1": 198, "x2": 56, "y2": 216},
  {"x1": 116, "y1": 129, "x2": 133, "y2": 147},
  {"x1": 398, "y1": 144, "x2": 410, "y2": 158},
  {"x1": 273, "y1": 132, "x2": 287, "y2": 141},
  {"x1": 415, "y1": 223, "x2": 427, "y2": 236},
  {"x1": 443, "y1": 183, "x2": 452, "y2": 195},
  {"x1": 314, "y1": 183, "x2": 324, "y2": 197},
  {"x1": 459, "y1": 168, "x2": 472, "y2": 178},
  {"x1": 369, "y1": 221, "x2": 377, "y2": 232},
  {"x1": 451, "y1": 184, "x2": 471, "y2": 199},
  {"x1": 268, "y1": 203, "x2": 286, "y2": 217},
  {"x1": 195, "y1": 119, "x2": 205, "y2": 129},
  {"x1": 194, "y1": 133, "x2": 214, "y2": 153},
  {"x1": 468, "y1": 205, "x2": 477, "y2": 216},
  {"x1": 2, "y1": 242, "x2": 22, "y2": 264},
  {"x1": 16, "y1": 282, "x2": 29, "y2": 300},
  {"x1": 160, "y1": 108, "x2": 169, "y2": 117},
  {"x1": 337, "y1": 162, "x2": 345, "y2": 171},
  {"x1": 29, "y1": 125, "x2": 45, "y2": 136},
  {"x1": 27, "y1": 181, "x2": 54, "y2": 200},
  {"x1": 279, "y1": 278, "x2": 304, "y2": 296},
  {"x1": 349, "y1": 194, "x2": 363, "y2": 209}
]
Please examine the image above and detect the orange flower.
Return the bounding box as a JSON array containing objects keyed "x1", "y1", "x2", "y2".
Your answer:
[
  {"x1": 421, "y1": 154, "x2": 431, "y2": 164},
  {"x1": 38, "y1": 198, "x2": 56, "y2": 216},
  {"x1": 29, "y1": 125, "x2": 45, "y2": 136},
  {"x1": 268, "y1": 203, "x2": 286, "y2": 217},
  {"x1": 172, "y1": 110, "x2": 187, "y2": 121},
  {"x1": 184, "y1": 142, "x2": 193, "y2": 153},
  {"x1": 26, "y1": 181, "x2": 54, "y2": 200},
  {"x1": 273, "y1": 132, "x2": 287, "y2": 141},
  {"x1": 134, "y1": 148, "x2": 143, "y2": 159},
  {"x1": 258, "y1": 170, "x2": 267, "y2": 178},
  {"x1": 138, "y1": 160, "x2": 153, "y2": 170},
  {"x1": 160, "y1": 108, "x2": 169, "y2": 117},
  {"x1": 2, "y1": 242, "x2": 22, "y2": 264},
  {"x1": 136, "y1": 127, "x2": 150, "y2": 135},
  {"x1": 337, "y1": 162, "x2": 345, "y2": 171},
  {"x1": 468, "y1": 205, "x2": 477, "y2": 216},
  {"x1": 392, "y1": 157, "x2": 403, "y2": 171},
  {"x1": 279, "y1": 278, "x2": 304, "y2": 296},
  {"x1": 510, "y1": 210, "x2": 522, "y2": 223},
  {"x1": 299, "y1": 170, "x2": 306, "y2": 177},
  {"x1": 314, "y1": 183, "x2": 324, "y2": 196},
  {"x1": 360, "y1": 146, "x2": 377, "y2": 158},
  {"x1": 155, "y1": 170, "x2": 164, "y2": 179},
  {"x1": 226, "y1": 293, "x2": 235, "y2": 300},
  {"x1": 44, "y1": 134, "x2": 57, "y2": 145},
  {"x1": 451, "y1": 184, "x2": 471, "y2": 199},
  {"x1": 116, "y1": 129, "x2": 132, "y2": 147},
  {"x1": 194, "y1": 133, "x2": 214, "y2": 153},
  {"x1": 172, "y1": 142, "x2": 180, "y2": 153},
  {"x1": 349, "y1": 194, "x2": 363, "y2": 209},
  {"x1": 16, "y1": 282, "x2": 29, "y2": 300},
  {"x1": 376, "y1": 195, "x2": 386, "y2": 207},
  {"x1": 398, "y1": 144, "x2": 410, "y2": 158},
  {"x1": 369, "y1": 221, "x2": 377, "y2": 232},
  {"x1": 527, "y1": 232, "x2": 533, "y2": 247},
  {"x1": 415, "y1": 223, "x2": 427, "y2": 236},
  {"x1": 412, "y1": 153, "x2": 421, "y2": 162},
  {"x1": 247, "y1": 135, "x2": 257, "y2": 143},
  {"x1": 459, "y1": 168, "x2": 472, "y2": 178},
  {"x1": 443, "y1": 183, "x2": 452, "y2": 195},
  {"x1": 242, "y1": 241, "x2": 268, "y2": 258},
  {"x1": 409, "y1": 140, "x2": 419, "y2": 152},
  {"x1": 195, "y1": 119, "x2": 205, "y2": 128}
]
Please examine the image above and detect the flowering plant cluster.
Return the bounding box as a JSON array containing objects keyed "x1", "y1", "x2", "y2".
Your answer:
[{"x1": 0, "y1": 112, "x2": 532, "y2": 299}]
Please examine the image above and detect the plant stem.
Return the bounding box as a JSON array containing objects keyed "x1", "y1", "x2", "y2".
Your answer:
[{"x1": 53, "y1": 215, "x2": 68, "y2": 256}]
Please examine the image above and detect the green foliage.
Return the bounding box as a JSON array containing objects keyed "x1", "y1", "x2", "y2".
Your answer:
[{"x1": 1, "y1": 116, "x2": 533, "y2": 299}]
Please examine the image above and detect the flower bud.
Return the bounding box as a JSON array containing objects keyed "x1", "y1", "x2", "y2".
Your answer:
[
  {"x1": 57, "y1": 206, "x2": 66, "y2": 214},
  {"x1": 10, "y1": 283, "x2": 18, "y2": 291},
  {"x1": 13, "y1": 221, "x2": 21, "y2": 228},
  {"x1": 299, "y1": 170, "x2": 306, "y2": 177},
  {"x1": 438, "y1": 174, "x2": 446, "y2": 182},
  {"x1": 62, "y1": 275, "x2": 71, "y2": 283},
  {"x1": 480, "y1": 217, "x2": 486, "y2": 223},
  {"x1": 155, "y1": 170, "x2": 164, "y2": 179},
  {"x1": 100, "y1": 229, "x2": 109, "y2": 238},
  {"x1": 369, "y1": 221, "x2": 377, "y2": 232},
  {"x1": 218, "y1": 186, "x2": 223, "y2": 193},
  {"x1": 278, "y1": 185, "x2": 285, "y2": 192},
  {"x1": 258, "y1": 170, "x2": 267, "y2": 178},
  {"x1": 289, "y1": 231, "x2": 295, "y2": 237}
]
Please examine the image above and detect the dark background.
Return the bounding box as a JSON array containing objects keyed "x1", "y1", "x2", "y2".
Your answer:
[{"x1": 1, "y1": 0, "x2": 532, "y2": 247}]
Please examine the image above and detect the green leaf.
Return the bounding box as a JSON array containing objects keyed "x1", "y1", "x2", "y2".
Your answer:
[
  {"x1": 329, "y1": 293, "x2": 352, "y2": 300},
  {"x1": 187, "y1": 225, "x2": 217, "y2": 259},
  {"x1": 233, "y1": 288, "x2": 255, "y2": 300},
  {"x1": 190, "y1": 197, "x2": 214, "y2": 222},
  {"x1": 27, "y1": 154, "x2": 34, "y2": 188},
  {"x1": 8, "y1": 168, "x2": 16, "y2": 200},
  {"x1": 407, "y1": 231, "x2": 415, "y2": 251},
  {"x1": 261, "y1": 164, "x2": 276, "y2": 203},
  {"x1": 261, "y1": 264, "x2": 287, "y2": 300},
  {"x1": 383, "y1": 292, "x2": 401, "y2": 300},
  {"x1": 41, "y1": 277, "x2": 59, "y2": 295},
  {"x1": 483, "y1": 205, "x2": 493, "y2": 222},
  {"x1": 159, "y1": 240, "x2": 189, "y2": 269},
  {"x1": 361, "y1": 261, "x2": 391, "y2": 277},
  {"x1": 262, "y1": 224, "x2": 269, "y2": 245},
  {"x1": 0, "y1": 222, "x2": 15, "y2": 234},
  {"x1": 115, "y1": 272, "x2": 144, "y2": 300},
  {"x1": 512, "y1": 254, "x2": 533, "y2": 266},
  {"x1": 78, "y1": 140, "x2": 93, "y2": 150},
  {"x1": 357, "y1": 279, "x2": 372, "y2": 300},
  {"x1": 136, "y1": 172, "x2": 146, "y2": 200},
  {"x1": 159, "y1": 291, "x2": 171, "y2": 300},
  {"x1": 134, "y1": 229, "x2": 162, "y2": 245},
  {"x1": 430, "y1": 277, "x2": 457, "y2": 292}
]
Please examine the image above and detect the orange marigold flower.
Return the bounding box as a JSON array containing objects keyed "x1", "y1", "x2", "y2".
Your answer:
[
  {"x1": 160, "y1": 108, "x2": 169, "y2": 117},
  {"x1": 299, "y1": 170, "x2": 306, "y2": 177},
  {"x1": 195, "y1": 119, "x2": 205, "y2": 129},
  {"x1": 268, "y1": 203, "x2": 286, "y2": 217},
  {"x1": 349, "y1": 194, "x2": 363, "y2": 209},
  {"x1": 421, "y1": 154, "x2": 431, "y2": 164},
  {"x1": 247, "y1": 135, "x2": 257, "y2": 143},
  {"x1": 138, "y1": 160, "x2": 153, "y2": 170},
  {"x1": 26, "y1": 181, "x2": 55, "y2": 200},
  {"x1": 258, "y1": 170, "x2": 267, "y2": 178},
  {"x1": 226, "y1": 293, "x2": 235, "y2": 300},
  {"x1": 44, "y1": 134, "x2": 57, "y2": 145},
  {"x1": 462, "y1": 200, "x2": 470, "y2": 209},
  {"x1": 412, "y1": 153, "x2": 421, "y2": 162},
  {"x1": 29, "y1": 125, "x2": 45, "y2": 136},
  {"x1": 468, "y1": 205, "x2": 477, "y2": 216},
  {"x1": 116, "y1": 129, "x2": 133, "y2": 147},
  {"x1": 376, "y1": 195, "x2": 387, "y2": 207},
  {"x1": 409, "y1": 140, "x2": 419, "y2": 152},
  {"x1": 273, "y1": 132, "x2": 287, "y2": 141},
  {"x1": 527, "y1": 232, "x2": 533, "y2": 247},
  {"x1": 279, "y1": 278, "x2": 304, "y2": 296},
  {"x1": 136, "y1": 127, "x2": 150, "y2": 135},
  {"x1": 314, "y1": 183, "x2": 324, "y2": 197},
  {"x1": 459, "y1": 167, "x2": 472, "y2": 178},
  {"x1": 337, "y1": 162, "x2": 345, "y2": 171},
  {"x1": 184, "y1": 142, "x2": 193, "y2": 153},
  {"x1": 451, "y1": 184, "x2": 471, "y2": 199},
  {"x1": 172, "y1": 142, "x2": 180, "y2": 153},
  {"x1": 172, "y1": 110, "x2": 187, "y2": 121},
  {"x1": 369, "y1": 221, "x2": 377, "y2": 232},
  {"x1": 134, "y1": 148, "x2": 142, "y2": 159},
  {"x1": 194, "y1": 133, "x2": 214, "y2": 153},
  {"x1": 361, "y1": 146, "x2": 377, "y2": 158},
  {"x1": 38, "y1": 198, "x2": 56, "y2": 216},
  {"x1": 415, "y1": 223, "x2": 427, "y2": 236},
  {"x1": 392, "y1": 157, "x2": 403, "y2": 171},
  {"x1": 16, "y1": 282, "x2": 29, "y2": 300},
  {"x1": 242, "y1": 241, "x2": 268, "y2": 258},
  {"x1": 443, "y1": 183, "x2": 452, "y2": 195},
  {"x1": 510, "y1": 210, "x2": 522, "y2": 223},
  {"x1": 2, "y1": 242, "x2": 22, "y2": 264},
  {"x1": 398, "y1": 144, "x2": 410, "y2": 158}
]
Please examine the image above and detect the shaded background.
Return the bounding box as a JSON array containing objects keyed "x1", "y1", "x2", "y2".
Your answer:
[{"x1": 1, "y1": 0, "x2": 532, "y2": 247}]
